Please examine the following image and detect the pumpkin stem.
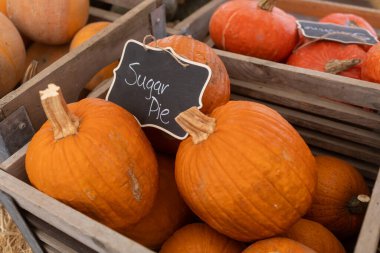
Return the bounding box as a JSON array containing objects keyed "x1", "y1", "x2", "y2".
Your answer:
[
  {"x1": 39, "y1": 84, "x2": 80, "y2": 140},
  {"x1": 22, "y1": 60, "x2": 39, "y2": 83},
  {"x1": 325, "y1": 59, "x2": 361, "y2": 74},
  {"x1": 258, "y1": 0, "x2": 277, "y2": 11},
  {"x1": 175, "y1": 107, "x2": 216, "y2": 144},
  {"x1": 347, "y1": 194, "x2": 370, "y2": 214}
]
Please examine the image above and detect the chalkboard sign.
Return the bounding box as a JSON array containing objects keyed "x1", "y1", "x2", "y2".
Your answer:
[
  {"x1": 297, "y1": 20, "x2": 378, "y2": 45},
  {"x1": 106, "y1": 39, "x2": 211, "y2": 140}
]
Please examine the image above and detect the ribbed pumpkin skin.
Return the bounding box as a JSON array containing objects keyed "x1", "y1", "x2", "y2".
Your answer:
[
  {"x1": 26, "y1": 98, "x2": 158, "y2": 231},
  {"x1": 306, "y1": 155, "x2": 370, "y2": 238},
  {"x1": 285, "y1": 219, "x2": 346, "y2": 253},
  {"x1": 0, "y1": 13, "x2": 26, "y2": 97},
  {"x1": 145, "y1": 35, "x2": 230, "y2": 154},
  {"x1": 287, "y1": 42, "x2": 367, "y2": 79},
  {"x1": 8, "y1": 0, "x2": 89, "y2": 45},
  {"x1": 362, "y1": 42, "x2": 380, "y2": 83},
  {"x1": 175, "y1": 101, "x2": 317, "y2": 242},
  {"x1": 243, "y1": 237, "x2": 317, "y2": 253},
  {"x1": 70, "y1": 22, "x2": 118, "y2": 91},
  {"x1": 149, "y1": 35, "x2": 230, "y2": 114},
  {"x1": 209, "y1": 0, "x2": 298, "y2": 62},
  {"x1": 123, "y1": 153, "x2": 191, "y2": 250},
  {"x1": 160, "y1": 223, "x2": 245, "y2": 253},
  {"x1": 26, "y1": 43, "x2": 69, "y2": 74}
]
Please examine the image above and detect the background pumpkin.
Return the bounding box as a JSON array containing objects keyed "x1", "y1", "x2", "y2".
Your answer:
[
  {"x1": 24, "y1": 43, "x2": 70, "y2": 82},
  {"x1": 160, "y1": 223, "x2": 245, "y2": 253},
  {"x1": 0, "y1": 13, "x2": 26, "y2": 97},
  {"x1": 284, "y1": 218, "x2": 346, "y2": 253},
  {"x1": 26, "y1": 84, "x2": 159, "y2": 232},
  {"x1": 123, "y1": 153, "x2": 192, "y2": 250},
  {"x1": 242, "y1": 237, "x2": 316, "y2": 253},
  {"x1": 145, "y1": 35, "x2": 230, "y2": 154},
  {"x1": 287, "y1": 41, "x2": 366, "y2": 79},
  {"x1": 209, "y1": 0, "x2": 298, "y2": 62},
  {"x1": 7, "y1": 0, "x2": 89, "y2": 45},
  {"x1": 306, "y1": 155, "x2": 370, "y2": 239},
  {"x1": 70, "y1": 21, "x2": 119, "y2": 91},
  {"x1": 362, "y1": 42, "x2": 380, "y2": 83},
  {"x1": 175, "y1": 101, "x2": 317, "y2": 242},
  {"x1": 0, "y1": 0, "x2": 6, "y2": 15}
]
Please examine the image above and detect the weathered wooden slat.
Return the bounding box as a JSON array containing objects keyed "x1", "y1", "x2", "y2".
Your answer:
[
  {"x1": 298, "y1": 127, "x2": 380, "y2": 165},
  {"x1": 0, "y1": 144, "x2": 28, "y2": 182},
  {"x1": 217, "y1": 49, "x2": 380, "y2": 111},
  {"x1": 26, "y1": 212, "x2": 96, "y2": 253},
  {"x1": 174, "y1": 0, "x2": 226, "y2": 39},
  {"x1": 89, "y1": 6, "x2": 122, "y2": 22},
  {"x1": 96, "y1": 0, "x2": 142, "y2": 9},
  {"x1": 354, "y1": 169, "x2": 380, "y2": 253},
  {"x1": 0, "y1": 170, "x2": 154, "y2": 253},
  {"x1": 231, "y1": 93, "x2": 380, "y2": 149},
  {"x1": 231, "y1": 79, "x2": 380, "y2": 131},
  {"x1": 0, "y1": 0, "x2": 157, "y2": 130}
]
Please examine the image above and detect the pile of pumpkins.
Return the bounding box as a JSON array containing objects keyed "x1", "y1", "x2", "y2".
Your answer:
[
  {"x1": 26, "y1": 32, "x2": 370, "y2": 252},
  {"x1": 209, "y1": 0, "x2": 380, "y2": 84},
  {"x1": 0, "y1": 0, "x2": 117, "y2": 98}
]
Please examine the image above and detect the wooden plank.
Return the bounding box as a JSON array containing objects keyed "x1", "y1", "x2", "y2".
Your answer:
[
  {"x1": 0, "y1": 144, "x2": 28, "y2": 182},
  {"x1": 354, "y1": 168, "x2": 380, "y2": 253},
  {"x1": 174, "y1": 0, "x2": 226, "y2": 40},
  {"x1": 231, "y1": 79, "x2": 380, "y2": 130},
  {"x1": 0, "y1": 170, "x2": 154, "y2": 253},
  {"x1": 26, "y1": 213, "x2": 96, "y2": 253},
  {"x1": 297, "y1": 127, "x2": 380, "y2": 166},
  {"x1": 277, "y1": 0, "x2": 380, "y2": 29},
  {"x1": 89, "y1": 6, "x2": 122, "y2": 22},
  {"x1": 97, "y1": 0, "x2": 142, "y2": 9},
  {"x1": 217, "y1": 49, "x2": 380, "y2": 111},
  {"x1": 0, "y1": 0, "x2": 157, "y2": 130},
  {"x1": 231, "y1": 93, "x2": 380, "y2": 149}
]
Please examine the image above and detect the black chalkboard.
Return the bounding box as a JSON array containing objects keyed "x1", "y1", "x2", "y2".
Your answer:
[
  {"x1": 106, "y1": 40, "x2": 211, "y2": 140},
  {"x1": 297, "y1": 20, "x2": 378, "y2": 45}
]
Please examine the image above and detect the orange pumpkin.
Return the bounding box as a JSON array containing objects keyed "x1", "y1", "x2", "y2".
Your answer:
[
  {"x1": 175, "y1": 102, "x2": 317, "y2": 242},
  {"x1": 284, "y1": 219, "x2": 346, "y2": 253},
  {"x1": 0, "y1": 0, "x2": 6, "y2": 15},
  {"x1": 0, "y1": 13, "x2": 26, "y2": 97},
  {"x1": 242, "y1": 237, "x2": 316, "y2": 253},
  {"x1": 123, "y1": 153, "x2": 192, "y2": 250},
  {"x1": 24, "y1": 43, "x2": 69, "y2": 81},
  {"x1": 8, "y1": 0, "x2": 89, "y2": 45},
  {"x1": 145, "y1": 35, "x2": 230, "y2": 154},
  {"x1": 306, "y1": 155, "x2": 370, "y2": 238},
  {"x1": 362, "y1": 42, "x2": 380, "y2": 83},
  {"x1": 319, "y1": 13, "x2": 376, "y2": 52},
  {"x1": 209, "y1": 0, "x2": 298, "y2": 62},
  {"x1": 70, "y1": 21, "x2": 118, "y2": 91},
  {"x1": 160, "y1": 223, "x2": 245, "y2": 253},
  {"x1": 26, "y1": 84, "x2": 158, "y2": 232},
  {"x1": 287, "y1": 42, "x2": 366, "y2": 79}
]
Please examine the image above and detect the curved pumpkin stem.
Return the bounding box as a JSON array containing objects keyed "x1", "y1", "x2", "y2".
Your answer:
[
  {"x1": 39, "y1": 84, "x2": 80, "y2": 140},
  {"x1": 258, "y1": 0, "x2": 277, "y2": 11},
  {"x1": 22, "y1": 60, "x2": 39, "y2": 83},
  {"x1": 325, "y1": 59, "x2": 361, "y2": 75},
  {"x1": 175, "y1": 107, "x2": 216, "y2": 144},
  {"x1": 347, "y1": 194, "x2": 370, "y2": 215}
]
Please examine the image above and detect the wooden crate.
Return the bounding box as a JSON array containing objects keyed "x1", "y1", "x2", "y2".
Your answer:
[
  {"x1": 164, "y1": 0, "x2": 380, "y2": 252},
  {"x1": 0, "y1": 0, "x2": 163, "y2": 252}
]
